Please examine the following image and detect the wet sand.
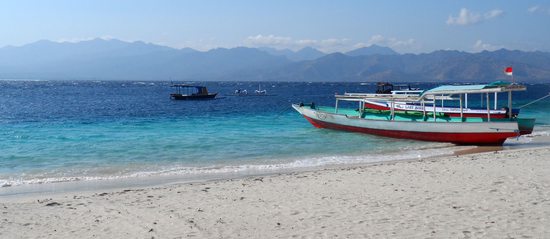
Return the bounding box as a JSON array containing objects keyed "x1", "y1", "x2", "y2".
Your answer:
[{"x1": 453, "y1": 145, "x2": 503, "y2": 156}]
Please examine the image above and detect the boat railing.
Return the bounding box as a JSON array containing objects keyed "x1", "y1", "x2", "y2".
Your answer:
[
  {"x1": 335, "y1": 83, "x2": 528, "y2": 122},
  {"x1": 338, "y1": 93, "x2": 422, "y2": 102}
]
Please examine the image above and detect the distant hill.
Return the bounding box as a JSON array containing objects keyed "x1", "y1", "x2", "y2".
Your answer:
[
  {"x1": 258, "y1": 47, "x2": 294, "y2": 57},
  {"x1": 262, "y1": 49, "x2": 550, "y2": 82},
  {"x1": 258, "y1": 46, "x2": 325, "y2": 61},
  {"x1": 1, "y1": 39, "x2": 549, "y2": 82},
  {"x1": 290, "y1": 47, "x2": 326, "y2": 61},
  {"x1": 345, "y1": 45, "x2": 398, "y2": 56},
  {"x1": 0, "y1": 39, "x2": 290, "y2": 80}
]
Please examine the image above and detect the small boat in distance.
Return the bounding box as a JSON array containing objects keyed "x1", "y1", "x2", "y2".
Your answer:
[
  {"x1": 234, "y1": 89, "x2": 248, "y2": 96},
  {"x1": 255, "y1": 84, "x2": 267, "y2": 95},
  {"x1": 170, "y1": 84, "x2": 217, "y2": 100},
  {"x1": 231, "y1": 84, "x2": 276, "y2": 96},
  {"x1": 375, "y1": 82, "x2": 421, "y2": 94}
]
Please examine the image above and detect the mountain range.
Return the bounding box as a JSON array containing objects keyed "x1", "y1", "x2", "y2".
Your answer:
[{"x1": 0, "y1": 38, "x2": 549, "y2": 83}]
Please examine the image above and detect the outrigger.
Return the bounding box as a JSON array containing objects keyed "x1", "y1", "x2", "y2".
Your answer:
[{"x1": 293, "y1": 82, "x2": 535, "y2": 145}]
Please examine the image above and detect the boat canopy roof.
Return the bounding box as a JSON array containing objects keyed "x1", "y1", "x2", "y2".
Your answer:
[
  {"x1": 336, "y1": 81, "x2": 526, "y2": 102},
  {"x1": 171, "y1": 84, "x2": 207, "y2": 89},
  {"x1": 421, "y1": 81, "x2": 525, "y2": 96}
]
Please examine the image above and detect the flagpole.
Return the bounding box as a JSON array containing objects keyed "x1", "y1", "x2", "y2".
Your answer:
[{"x1": 505, "y1": 66, "x2": 514, "y2": 84}]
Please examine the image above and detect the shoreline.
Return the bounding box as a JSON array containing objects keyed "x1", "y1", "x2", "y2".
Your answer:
[
  {"x1": 2, "y1": 143, "x2": 549, "y2": 237},
  {"x1": 1, "y1": 132, "x2": 549, "y2": 199},
  {"x1": 0, "y1": 143, "x2": 464, "y2": 198}
]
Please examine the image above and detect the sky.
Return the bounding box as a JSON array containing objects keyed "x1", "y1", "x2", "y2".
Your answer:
[{"x1": 1, "y1": 0, "x2": 549, "y2": 53}]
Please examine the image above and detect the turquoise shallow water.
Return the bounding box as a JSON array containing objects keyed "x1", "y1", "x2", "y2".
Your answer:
[
  {"x1": 0, "y1": 112, "x2": 441, "y2": 186},
  {"x1": 1, "y1": 81, "x2": 549, "y2": 189}
]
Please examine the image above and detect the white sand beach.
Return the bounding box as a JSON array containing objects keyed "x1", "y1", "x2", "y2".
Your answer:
[{"x1": 1, "y1": 146, "x2": 549, "y2": 238}]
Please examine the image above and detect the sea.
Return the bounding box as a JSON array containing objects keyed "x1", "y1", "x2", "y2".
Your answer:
[{"x1": 1, "y1": 80, "x2": 550, "y2": 195}]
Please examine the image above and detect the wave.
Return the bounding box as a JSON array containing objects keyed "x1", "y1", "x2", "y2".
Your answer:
[{"x1": 0, "y1": 145, "x2": 458, "y2": 188}]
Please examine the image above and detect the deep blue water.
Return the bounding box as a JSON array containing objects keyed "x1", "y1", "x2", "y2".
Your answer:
[{"x1": 1, "y1": 80, "x2": 549, "y2": 187}]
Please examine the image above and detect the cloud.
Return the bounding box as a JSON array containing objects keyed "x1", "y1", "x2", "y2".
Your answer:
[
  {"x1": 244, "y1": 34, "x2": 417, "y2": 53},
  {"x1": 318, "y1": 38, "x2": 351, "y2": 49},
  {"x1": 295, "y1": 39, "x2": 317, "y2": 45},
  {"x1": 447, "y1": 8, "x2": 504, "y2": 26},
  {"x1": 367, "y1": 35, "x2": 385, "y2": 45},
  {"x1": 447, "y1": 8, "x2": 481, "y2": 25},
  {"x1": 367, "y1": 34, "x2": 415, "y2": 48},
  {"x1": 484, "y1": 9, "x2": 504, "y2": 19},
  {"x1": 244, "y1": 34, "x2": 292, "y2": 46},
  {"x1": 528, "y1": 5, "x2": 540, "y2": 13},
  {"x1": 346, "y1": 34, "x2": 418, "y2": 53},
  {"x1": 528, "y1": 5, "x2": 550, "y2": 15},
  {"x1": 55, "y1": 35, "x2": 118, "y2": 43},
  {"x1": 473, "y1": 40, "x2": 502, "y2": 52},
  {"x1": 391, "y1": 38, "x2": 416, "y2": 48},
  {"x1": 244, "y1": 34, "x2": 351, "y2": 52}
]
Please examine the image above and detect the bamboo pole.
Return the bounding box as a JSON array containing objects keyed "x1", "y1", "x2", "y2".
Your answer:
[
  {"x1": 494, "y1": 92, "x2": 498, "y2": 110},
  {"x1": 433, "y1": 97, "x2": 436, "y2": 121},
  {"x1": 485, "y1": 93, "x2": 491, "y2": 122},
  {"x1": 460, "y1": 94, "x2": 463, "y2": 119}
]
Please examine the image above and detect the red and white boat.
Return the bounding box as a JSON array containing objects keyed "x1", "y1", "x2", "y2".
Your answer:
[{"x1": 293, "y1": 83, "x2": 535, "y2": 145}]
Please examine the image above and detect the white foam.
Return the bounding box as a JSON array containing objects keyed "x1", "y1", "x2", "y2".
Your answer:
[
  {"x1": 511, "y1": 129, "x2": 550, "y2": 144},
  {"x1": 0, "y1": 146, "x2": 457, "y2": 188}
]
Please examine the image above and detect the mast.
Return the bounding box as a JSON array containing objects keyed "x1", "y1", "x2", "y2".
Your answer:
[
  {"x1": 508, "y1": 91, "x2": 512, "y2": 119},
  {"x1": 505, "y1": 66, "x2": 514, "y2": 118}
]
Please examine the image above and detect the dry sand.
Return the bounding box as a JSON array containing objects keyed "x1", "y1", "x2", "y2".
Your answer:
[{"x1": 1, "y1": 146, "x2": 549, "y2": 238}]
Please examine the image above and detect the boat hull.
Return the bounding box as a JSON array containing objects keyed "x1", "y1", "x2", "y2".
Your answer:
[
  {"x1": 170, "y1": 93, "x2": 217, "y2": 100},
  {"x1": 293, "y1": 104, "x2": 519, "y2": 146},
  {"x1": 517, "y1": 118, "x2": 536, "y2": 135}
]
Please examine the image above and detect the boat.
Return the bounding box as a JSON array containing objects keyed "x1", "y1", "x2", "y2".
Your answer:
[
  {"x1": 364, "y1": 82, "x2": 520, "y2": 119},
  {"x1": 253, "y1": 84, "x2": 265, "y2": 95},
  {"x1": 234, "y1": 89, "x2": 248, "y2": 96},
  {"x1": 292, "y1": 82, "x2": 535, "y2": 145},
  {"x1": 374, "y1": 82, "x2": 421, "y2": 94},
  {"x1": 231, "y1": 84, "x2": 276, "y2": 96},
  {"x1": 170, "y1": 84, "x2": 217, "y2": 100}
]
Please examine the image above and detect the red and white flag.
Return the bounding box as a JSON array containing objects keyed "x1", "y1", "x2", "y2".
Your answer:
[{"x1": 504, "y1": 67, "x2": 513, "y2": 76}]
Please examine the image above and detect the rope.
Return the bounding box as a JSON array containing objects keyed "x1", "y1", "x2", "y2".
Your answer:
[
  {"x1": 519, "y1": 92, "x2": 550, "y2": 109},
  {"x1": 272, "y1": 100, "x2": 297, "y2": 119},
  {"x1": 273, "y1": 107, "x2": 293, "y2": 120}
]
